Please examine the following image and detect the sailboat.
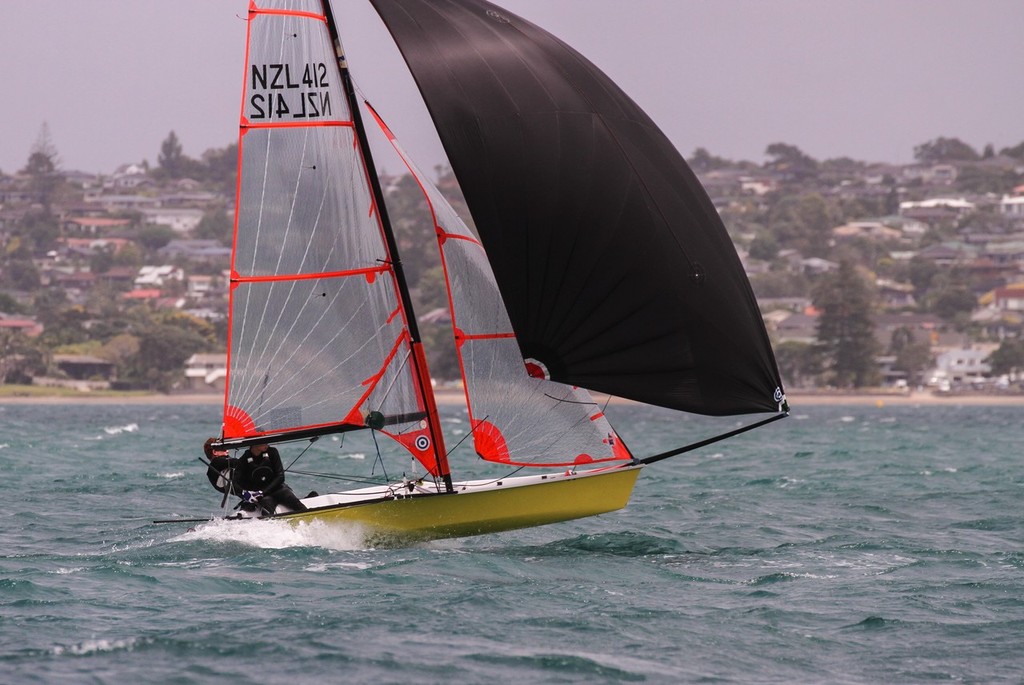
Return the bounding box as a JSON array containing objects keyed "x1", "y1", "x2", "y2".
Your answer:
[{"x1": 204, "y1": 0, "x2": 787, "y2": 542}]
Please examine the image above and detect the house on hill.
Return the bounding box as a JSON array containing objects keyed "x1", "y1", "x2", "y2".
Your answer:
[
  {"x1": 53, "y1": 354, "x2": 116, "y2": 382},
  {"x1": 1000, "y1": 195, "x2": 1024, "y2": 219},
  {"x1": 135, "y1": 265, "x2": 184, "y2": 287},
  {"x1": 0, "y1": 314, "x2": 43, "y2": 337},
  {"x1": 62, "y1": 216, "x2": 133, "y2": 236},
  {"x1": 993, "y1": 286, "x2": 1024, "y2": 311},
  {"x1": 158, "y1": 239, "x2": 232, "y2": 263},
  {"x1": 184, "y1": 353, "x2": 227, "y2": 392},
  {"x1": 832, "y1": 220, "x2": 902, "y2": 242},
  {"x1": 139, "y1": 207, "x2": 204, "y2": 234}
]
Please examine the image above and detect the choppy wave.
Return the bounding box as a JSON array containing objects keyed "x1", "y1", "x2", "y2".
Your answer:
[{"x1": 0, "y1": 402, "x2": 1021, "y2": 684}]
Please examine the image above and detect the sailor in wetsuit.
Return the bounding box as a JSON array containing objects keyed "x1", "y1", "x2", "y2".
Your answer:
[
  {"x1": 234, "y1": 443, "x2": 307, "y2": 515},
  {"x1": 204, "y1": 438, "x2": 238, "y2": 496},
  {"x1": 203, "y1": 439, "x2": 307, "y2": 516}
]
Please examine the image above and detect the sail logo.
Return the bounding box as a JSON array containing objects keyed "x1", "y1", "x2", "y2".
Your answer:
[
  {"x1": 415, "y1": 435, "x2": 431, "y2": 451},
  {"x1": 248, "y1": 62, "x2": 333, "y2": 120}
]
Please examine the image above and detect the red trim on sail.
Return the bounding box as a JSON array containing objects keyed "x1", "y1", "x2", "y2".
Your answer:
[
  {"x1": 359, "y1": 331, "x2": 410, "y2": 394},
  {"x1": 231, "y1": 264, "x2": 389, "y2": 284},
  {"x1": 473, "y1": 419, "x2": 511, "y2": 463},
  {"x1": 343, "y1": 405, "x2": 365, "y2": 427},
  {"x1": 249, "y1": 2, "x2": 325, "y2": 22},
  {"x1": 437, "y1": 231, "x2": 481, "y2": 247},
  {"x1": 410, "y1": 341, "x2": 450, "y2": 477},
  {"x1": 525, "y1": 358, "x2": 550, "y2": 380},
  {"x1": 460, "y1": 331, "x2": 515, "y2": 341},
  {"x1": 224, "y1": 405, "x2": 257, "y2": 437},
  {"x1": 386, "y1": 426, "x2": 436, "y2": 466},
  {"x1": 241, "y1": 120, "x2": 354, "y2": 131},
  {"x1": 604, "y1": 430, "x2": 633, "y2": 461}
]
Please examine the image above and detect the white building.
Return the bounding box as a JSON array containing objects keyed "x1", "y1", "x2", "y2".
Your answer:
[
  {"x1": 999, "y1": 195, "x2": 1024, "y2": 218},
  {"x1": 184, "y1": 353, "x2": 228, "y2": 392},
  {"x1": 927, "y1": 347, "x2": 995, "y2": 388},
  {"x1": 139, "y1": 207, "x2": 205, "y2": 234},
  {"x1": 135, "y1": 265, "x2": 184, "y2": 287}
]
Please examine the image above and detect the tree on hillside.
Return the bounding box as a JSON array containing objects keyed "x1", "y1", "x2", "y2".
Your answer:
[
  {"x1": 774, "y1": 340, "x2": 821, "y2": 389},
  {"x1": 986, "y1": 339, "x2": 1024, "y2": 377},
  {"x1": 765, "y1": 192, "x2": 835, "y2": 256},
  {"x1": 813, "y1": 261, "x2": 880, "y2": 388},
  {"x1": 199, "y1": 142, "x2": 238, "y2": 192},
  {"x1": 747, "y1": 233, "x2": 779, "y2": 261},
  {"x1": 0, "y1": 292, "x2": 24, "y2": 314},
  {"x1": 131, "y1": 323, "x2": 208, "y2": 391},
  {"x1": 125, "y1": 311, "x2": 215, "y2": 391},
  {"x1": 19, "y1": 124, "x2": 65, "y2": 225},
  {"x1": 137, "y1": 225, "x2": 177, "y2": 252},
  {"x1": 888, "y1": 326, "x2": 933, "y2": 386},
  {"x1": 155, "y1": 130, "x2": 198, "y2": 179},
  {"x1": 930, "y1": 285, "x2": 977, "y2": 322},
  {"x1": 0, "y1": 329, "x2": 48, "y2": 384},
  {"x1": 385, "y1": 174, "x2": 436, "y2": 288},
  {"x1": 913, "y1": 137, "x2": 979, "y2": 163},
  {"x1": 194, "y1": 207, "x2": 233, "y2": 245},
  {"x1": 955, "y1": 165, "x2": 1020, "y2": 194},
  {"x1": 765, "y1": 142, "x2": 819, "y2": 181},
  {"x1": 22, "y1": 123, "x2": 60, "y2": 176},
  {"x1": 18, "y1": 210, "x2": 61, "y2": 254},
  {"x1": 689, "y1": 147, "x2": 730, "y2": 173},
  {"x1": 999, "y1": 140, "x2": 1024, "y2": 160}
]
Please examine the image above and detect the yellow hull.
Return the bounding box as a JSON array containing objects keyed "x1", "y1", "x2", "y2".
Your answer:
[{"x1": 276, "y1": 464, "x2": 643, "y2": 543}]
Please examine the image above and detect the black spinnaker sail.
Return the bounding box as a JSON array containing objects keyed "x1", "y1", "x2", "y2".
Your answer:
[{"x1": 369, "y1": 0, "x2": 784, "y2": 415}]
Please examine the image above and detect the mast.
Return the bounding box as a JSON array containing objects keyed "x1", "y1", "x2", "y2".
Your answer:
[{"x1": 319, "y1": 0, "x2": 452, "y2": 491}]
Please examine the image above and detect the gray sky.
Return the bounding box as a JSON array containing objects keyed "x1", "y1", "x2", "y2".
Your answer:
[{"x1": 2, "y1": 0, "x2": 1022, "y2": 175}]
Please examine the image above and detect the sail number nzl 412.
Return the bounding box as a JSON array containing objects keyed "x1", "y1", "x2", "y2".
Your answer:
[{"x1": 248, "y1": 62, "x2": 333, "y2": 120}]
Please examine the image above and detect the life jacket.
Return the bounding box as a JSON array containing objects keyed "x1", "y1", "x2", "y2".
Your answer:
[{"x1": 233, "y1": 451, "x2": 277, "y2": 491}]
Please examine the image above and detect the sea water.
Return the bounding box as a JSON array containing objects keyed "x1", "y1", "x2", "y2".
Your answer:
[{"x1": 0, "y1": 401, "x2": 1021, "y2": 683}]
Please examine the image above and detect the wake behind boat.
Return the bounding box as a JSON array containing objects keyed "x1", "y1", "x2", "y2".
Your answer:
[{"x1": 192, "y1": 0, "x2": 787, "y2": 543}]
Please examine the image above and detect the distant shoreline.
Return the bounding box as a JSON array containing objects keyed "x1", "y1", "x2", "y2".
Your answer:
[{"x1": 0, "y1": 389, "x2": 1021, "y2": 407}]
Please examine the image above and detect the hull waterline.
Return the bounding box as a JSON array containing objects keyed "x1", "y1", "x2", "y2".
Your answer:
[{"x1": 271, "y1": 464, "x2": 643, "y2": 542}]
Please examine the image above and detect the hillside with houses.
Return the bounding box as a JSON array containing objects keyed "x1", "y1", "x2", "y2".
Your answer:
[{"x1": 1, "y1": 130, "x2": 1023, "y2": 397}]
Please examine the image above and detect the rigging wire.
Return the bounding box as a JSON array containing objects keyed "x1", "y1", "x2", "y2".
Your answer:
[
  {"x1": 369, "y1": 428, "x2": 390, "y2": 483},
  {"x1": 284, "y1": 436, "x2": 318, "y2": 471},
  {"x1": 639, "y1": 411, "x2": 789, "y2": 465}
]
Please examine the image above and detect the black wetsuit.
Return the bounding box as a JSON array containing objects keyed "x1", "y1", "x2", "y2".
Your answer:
[
  {"x1": 207, "y1": 446, "x2": 307, "y2": 515},
  {"x1": 206, "y1": 455, "x2": 239, "y2": 495}
]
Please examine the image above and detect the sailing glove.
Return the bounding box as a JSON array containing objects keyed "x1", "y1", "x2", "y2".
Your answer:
[{"x1": 242, "y1": 490, "x2": 264, "y2": 504}]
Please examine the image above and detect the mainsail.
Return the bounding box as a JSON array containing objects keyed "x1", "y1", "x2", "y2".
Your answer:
[
  {"x1": 370, "y1": 0, "x2": 785, "y2": 415},
  {"x1": 224, "y1": 0, "x2": 448, "y2": 478}
]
